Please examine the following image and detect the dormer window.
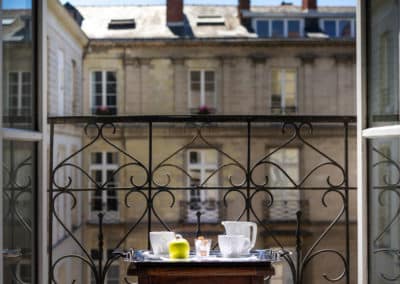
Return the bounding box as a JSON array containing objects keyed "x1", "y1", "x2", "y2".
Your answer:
[
  {"x1": 197, "y1": 15, "x2": 225, "y2": 26},
  {"x1": 108, "y1": 19, "x2": 136, "y2": 30},
  {"x1": 255, "y1": 19, "x2": 303, "y2": 38},
  {"x1": 272, "y1": 20, "x2": 284, "y2": 37},
  {"x1": 320, "y1": 19, "x2": 355, "y2": 38}
]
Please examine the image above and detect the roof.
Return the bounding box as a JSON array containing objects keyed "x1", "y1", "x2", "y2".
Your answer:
[{"x1": 76, "y1": 5, "x2": 356, "y2": 40}]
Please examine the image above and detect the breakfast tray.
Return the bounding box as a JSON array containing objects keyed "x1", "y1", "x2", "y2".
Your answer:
[{"x1": 118, "y1": 249, "x2": 282, "y2": 263}]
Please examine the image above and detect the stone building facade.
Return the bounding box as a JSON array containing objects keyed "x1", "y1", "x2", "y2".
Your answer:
[{"x1": 47, "y1": 0, "x2": 357, "y2": 283}]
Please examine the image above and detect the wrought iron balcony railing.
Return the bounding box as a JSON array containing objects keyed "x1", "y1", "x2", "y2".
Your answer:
[{"x1": 47, "y1": 115, "x2": 356, "y2": 284}]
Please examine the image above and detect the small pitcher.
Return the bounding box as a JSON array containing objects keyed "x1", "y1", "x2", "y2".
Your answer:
[{"x1": 221, "y1": 221, "x2": 257, "y2": 253}]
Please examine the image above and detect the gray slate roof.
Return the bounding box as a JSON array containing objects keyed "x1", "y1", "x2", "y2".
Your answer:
[{"x1": 76, "y1": 5, "x2": 355, "y2": 40}]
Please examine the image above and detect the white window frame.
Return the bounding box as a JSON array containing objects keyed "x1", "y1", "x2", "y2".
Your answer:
[
  {"x1": 90, "y1": 70, "x2": 117, "y2": 114},
  {"x1": 1, "y1": 1, "x2": 47, "y2": 282},
  {"x1": 253, "y1": 18, "x2": 305, "y2": 38},
  {"x1": 271, "y1": 68, "x2": 298, "y2": 113},
  {"x1": 188, "y1": 69, "x2": 217, "y2": 111},
  {"x1": 268, "y1": 148, "x2": 300, "y2": 221},
  {"x1": 320, "y1": 18, "x2": 355, "y2": 38},
  {"x1": 7, "y1": 71, "x2": 32, "y2": 116},
  {"x1": 57, "y1": 49, "x2": 64, "y2": 115},
  {"x1": 356, "y1": 1, "x2": 400, "y2": 283},
  {"x1": 186, "y1": 149, "x2": 218, "y2": 203},
  {"x1": 89, "y1": 152, "x2": 119, "y2": 215}
]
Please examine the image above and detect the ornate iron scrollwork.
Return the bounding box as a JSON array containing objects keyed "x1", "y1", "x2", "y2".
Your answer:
[{"x1": 48, "y1": 116, "x2": 354, "y2": 284}]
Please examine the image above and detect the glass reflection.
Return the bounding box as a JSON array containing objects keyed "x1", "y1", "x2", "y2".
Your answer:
[
  {"x1": 2, "y1": 0, "x2": 35, "y2": 129},
  {"x1": 3, "y1": 140, "x2": 35, "y2": 284},
  {"x1": 367, "y1": 0, "x2": 400, "y2": 126},
  {"x1": 369, "y1": 137, "x2": 400, "y2": 283}
]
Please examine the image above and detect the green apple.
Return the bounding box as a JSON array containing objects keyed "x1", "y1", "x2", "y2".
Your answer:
[{"x1": 168, "y1": 237, "x2": 190, "y2": 259}]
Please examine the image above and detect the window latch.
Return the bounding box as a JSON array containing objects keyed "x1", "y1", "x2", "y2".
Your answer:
[{"x1": 1, "y1": 249, "x2": 22, "y2": 258}]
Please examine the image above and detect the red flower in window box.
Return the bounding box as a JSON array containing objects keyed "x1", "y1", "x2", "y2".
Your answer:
[
  {"x1": 197, "y1": 105, "x2": 212, "y2": 115},
  {"x1": 95, "y1": 106, "x2": 111, "y2": 115}
]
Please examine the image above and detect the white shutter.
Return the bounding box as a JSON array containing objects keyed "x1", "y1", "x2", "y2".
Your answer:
[{"x1": 57, "y1": 50, "x2": 65, "y2": 115}]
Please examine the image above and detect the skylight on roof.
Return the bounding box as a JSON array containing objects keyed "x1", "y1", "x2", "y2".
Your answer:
[
  {"x1": 197, "y1": 15, "x2": 225, "y2": 26},
  {"x1": 108, "y1": 19, "x2": 136, "y2": 30}
]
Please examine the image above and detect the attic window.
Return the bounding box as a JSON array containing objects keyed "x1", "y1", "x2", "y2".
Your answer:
[
  {"x1": 108, "y1": 19, "x2": 136, "y2": 30},
  {"x1": 197, "y1": 15, "x2": 225, "y2": 26}
]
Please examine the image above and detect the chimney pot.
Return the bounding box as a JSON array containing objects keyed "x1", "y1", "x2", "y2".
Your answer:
[
  {"x1": 238, "y1": 0, "x2": 250, "y2": 26},
  {"x1": 167, "y1": 0, "x2": 184, "y2": 25},
  {"x1": 302, "y1": 0, "x2": 317, "y2": 10}
]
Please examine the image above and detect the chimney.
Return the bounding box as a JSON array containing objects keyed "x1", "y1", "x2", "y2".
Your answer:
[
  {"x1": 238, "y1": 0, "x2": 250, "y2": 27},
  {"x1": 302, "y1": 0, "x2": 317, "y2": 11},
  {"x1": 167, "y1": 0, "x2": 184, "y2": 26}
]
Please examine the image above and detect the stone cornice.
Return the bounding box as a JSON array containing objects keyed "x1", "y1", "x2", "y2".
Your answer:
[{"x1": 297, "y1": 53, "x2": 316, "y2": 64}]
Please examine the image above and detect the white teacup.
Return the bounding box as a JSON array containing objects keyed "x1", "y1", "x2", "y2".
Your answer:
[
  {"x1": 149, "y1": 231, "x2": 180, "y2": 256},
  {"x1": 218, "y1": 235, "x2": 251, "y2": 258}
]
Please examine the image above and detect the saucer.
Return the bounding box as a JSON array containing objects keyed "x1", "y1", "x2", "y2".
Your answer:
[{"x1": 142, "y1": 251, "x2": 166, "y2": 260}]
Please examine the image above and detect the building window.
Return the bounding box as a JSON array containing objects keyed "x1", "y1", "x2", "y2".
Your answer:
[
  {"x1": 272, "y1": 20, "x2": 284, "y2": 37},
  {"x1": 339, "y1": 20, "x2": 352, "y2": 37},
  {"x1": 288, "y1": 20, "x2": 301, "y2": 38},
  {"x1": 7, "y1": 71, "x2": 32, "y2": 117},
  {"x1": 271, "y1": 69, "x2": 297, "y2": 114},
  {"x1": 189, "y1": 70, "x2": 216, "y2": 112},
  {"x1": 255, "y1": 19, "x2": 302, "y2": 38},
  {"x1": 320, "y1": 19, "x2": 354, "y2": 38},
  {"x1": 90, "y1": 152, "x2": 119, "y2": 215},
  {"x1": 268, "y1": 148, "x2": 300, "y2": 221},
  {"x1": 256, "y1": 20, "x2": 269, "y2": 37},
  {"x1": 91, "y1": 71, "x2": 117, "y2": 115},
  {"x1": 186, "y1": 149, "x2": 219, "y2": 222}
]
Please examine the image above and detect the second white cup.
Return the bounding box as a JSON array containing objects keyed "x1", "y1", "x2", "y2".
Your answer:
[{"x1": 218, "y1": 234, "x2": 250, "y2": 258}]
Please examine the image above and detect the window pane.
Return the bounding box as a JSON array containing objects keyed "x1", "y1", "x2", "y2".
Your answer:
[
  {"x1": 288, "y1": 20, "x2": 300, "y2": 38},
  {"x1": 95, "y1": 95, "x2": 103, "y2": 106},
  {"x1": 107, "y1": 71, "x2": 116, "y2": 83},
  {"x1": 3, "y1": 141, "x2": 36, "y2": 283},
  {"x1": 368, "y1": 137, "x2": 400, "y2": 282},
  {"x1": 367, "y1": 0, "x2": 399, "y2": 126},
  {"x1": 323, "y1": 20, "x2": 336, "y2": 38},
  {"x1": 205, "y1": 71, "x2": 214, "y2": 81},
  {"x1": 190, "y1": 151, "x2": 199, "y2": 164},
  {"x1": 107, "y1": 190, "x2": 118, "y2": 211},
  {"x1": 107, "y1": 152, "x2": 118, "y2": 164},
  {"x1": 271, "y1": 70, "x2": 281, "y2": 95},
  {"x1": 92, "y1": 191, "x2": 103, "y2": 211},
  {"x1": 95, "y1": 83, "x2": 102, "y2": 94},
  {"x1": 191, "y1": 91, "x2": 201, "y2": 108},
  {"x1": 271, "y1": 20, "x2": 284, "y2": 37},
  {"x1": 91, "y1": 152, "x2": 102, "y2": 164},
  {"x1": 191, "y1": 82, "x2": 200, "y2": 91},
  {"x1": 3, "y1": 0, "x2": 36, "y2": 130},
  {"x1": 339, "y1": 20, "x2": 351, "y2": 37},
  {"x1": 107, "y1": 95, "x2": 117, "y2": 107},
  {"x1": 205, "y1": 91, "x2": 215, "y2": 108},
  {"x1": 107, "y1": 83, "x2": 116, "y2": 94},
  {"x1": 256, "y1": 20, "x2": 269, "y2": 37},
  {"x1": 93, "y1": 71, "x2": 102, "y2": 82},
  {"x1": 190, "y1": 71, "x2": 201, "y2": 82}
]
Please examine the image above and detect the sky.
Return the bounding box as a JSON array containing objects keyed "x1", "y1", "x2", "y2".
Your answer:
[{"x1": 3, "y1": 0, "x2": 356, "y2": 9}]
